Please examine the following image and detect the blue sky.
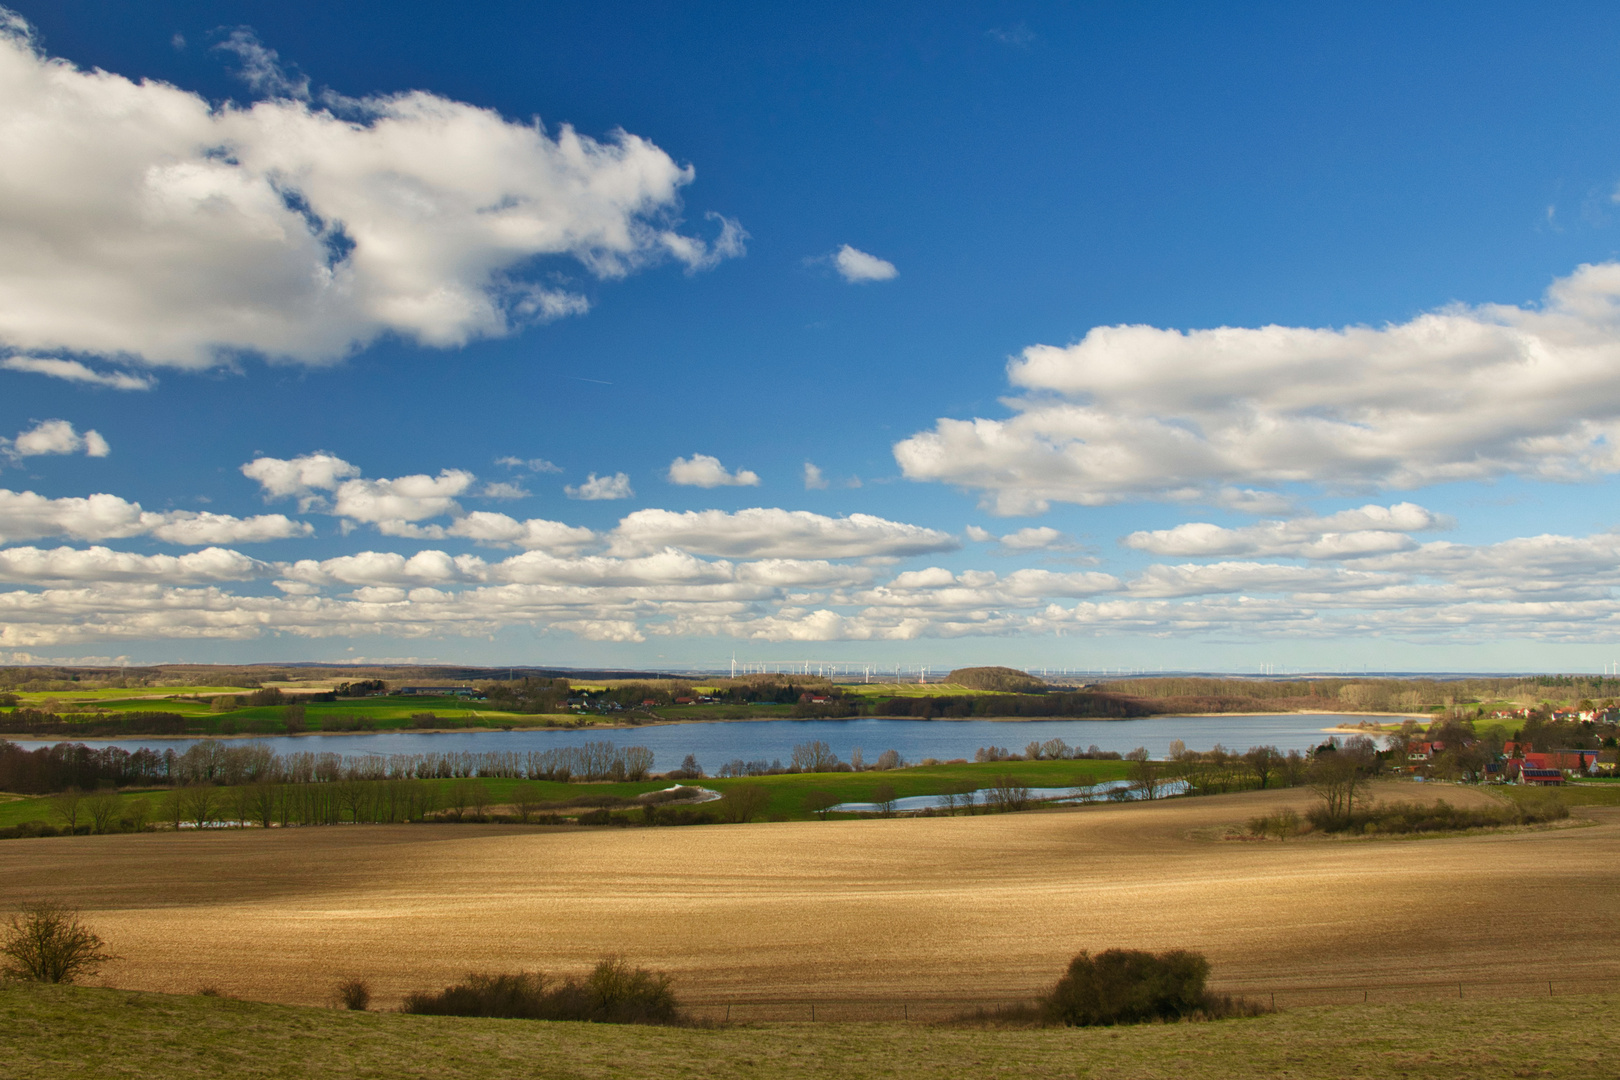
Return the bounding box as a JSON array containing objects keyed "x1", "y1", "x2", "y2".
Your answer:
[{"x1": 6, "y1": 1, "x2": 1620, "y2": 672}]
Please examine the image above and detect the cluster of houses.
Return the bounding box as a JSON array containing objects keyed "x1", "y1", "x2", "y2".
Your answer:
[
  {"x1": 1405, "y1": 739, "x2": 1615, "y2": 785},
  {"x1": 1490, "y1": 706, "x2": 1614, "y2": 723}
]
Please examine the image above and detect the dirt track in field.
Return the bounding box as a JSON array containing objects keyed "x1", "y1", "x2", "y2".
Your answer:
[{"x1": 4, "y1": 783, "x2": 1617, "y2": 1007}]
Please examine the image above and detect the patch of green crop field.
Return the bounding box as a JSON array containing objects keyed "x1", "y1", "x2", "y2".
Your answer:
[
  {"x1": 59, "y1": 699, "x2": 218, "y2": 716},
  {"x1": 2, "y1": 983, "x2": 1616, "y2": 1080},
  {"x1": 10, "y1": 687, "x2": 258, "y2": 704},
  {"x1": 841, "y1": 682, "x2": 999, "y2": 698},
  {"x1": 702, "y1": 759, "x2": 1130, "y2": 818}
]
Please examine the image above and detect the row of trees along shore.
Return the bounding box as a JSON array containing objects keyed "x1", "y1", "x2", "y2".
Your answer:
[{"x1": 0, "y1": 740, "x2": 655, "y2": 795}]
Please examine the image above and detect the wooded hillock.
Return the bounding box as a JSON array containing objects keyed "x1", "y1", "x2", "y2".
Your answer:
[{"x1": 946, "y1": 667, "x2": 1048, "y2": 693}]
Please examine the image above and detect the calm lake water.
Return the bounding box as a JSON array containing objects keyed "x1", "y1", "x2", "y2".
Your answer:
[{"x1": 10, "y1": 714, "x2": 1369, "y2": 773}]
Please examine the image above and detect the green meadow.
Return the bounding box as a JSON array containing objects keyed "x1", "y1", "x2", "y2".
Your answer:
[{"x1": 0, "y1": 759, "x2": 1132, "y2": 830}]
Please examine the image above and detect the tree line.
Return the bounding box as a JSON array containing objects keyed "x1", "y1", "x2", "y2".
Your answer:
[{"x1": 0, "y1": 739, "x2": 657, "y2": 795}]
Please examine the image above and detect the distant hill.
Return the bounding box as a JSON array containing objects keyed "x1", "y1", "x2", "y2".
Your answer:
[{"x1": 946, "y1": 666, "x2": 1048, "y2": 693}]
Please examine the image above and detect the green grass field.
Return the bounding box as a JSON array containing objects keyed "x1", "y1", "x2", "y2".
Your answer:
[
  {"x1": 2, "y1": 982, "x2": 1614, "y2": 1080},
  {"x1": 9, "y1": 686, "x2": 259, "y2": 703},
  {"x1": 5, "y1": 694, "x2": 585, "y2": 734},
  {"x1": 0, "y1": 759, "x2": 1133, "y2": 830}
]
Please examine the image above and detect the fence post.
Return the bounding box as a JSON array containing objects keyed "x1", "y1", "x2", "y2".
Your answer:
[
  {"x1": 1458, "y1": 982, "x2": 1463, "y2": 999},
  {"x1": 811, "y1": 1003, "x2": 815, "y2": 1021}
]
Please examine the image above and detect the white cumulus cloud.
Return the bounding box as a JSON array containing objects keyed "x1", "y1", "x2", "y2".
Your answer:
[
  {"x1": 0, "y1": 14, "x2": 741, "y2": 371},
  {"x1": 244, "y1": 453, "x2": 473, "y2": 523},
  {"x1": 241, "y1": 452, "x2": 361, "y2": 503},
  {"x1": 896, "y1": 262, "x2": 1620, "y2": 512},
  {"x1": 1123, "y1": 503, "x2": 1452, "y2": 560},
  {"x1": 4, "y1": 419, "x2": 109, "y2": 460},
  {"x1": 566, "y1": 472, "x2": 633, "y2": 500},
  {"x1": 833, "y1": 244, "x2": 898, "y2": 283},
  {"x1": 0, "y1": 489, "x2": 309, "y2": 544},
  {"x1": 667, "y1": 454, "x2": 760, "y2": 488},
  {"x1": 0, "y1": 544, "x2": 268, "y2": 584},
  {"x1": 608, "y1": 507, "x2": 960, "y2": 559},
  {"x1": 444, "y1": 511, "x2": 597, "y2": 552}
]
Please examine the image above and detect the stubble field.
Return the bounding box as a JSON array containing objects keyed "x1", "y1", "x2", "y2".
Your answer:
[{"x1": 2, "y1": 782, "x2": 1616, "y2": 1011}]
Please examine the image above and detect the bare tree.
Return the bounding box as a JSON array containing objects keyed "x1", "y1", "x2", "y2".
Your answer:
[
  {"x1": 947, "y1": 780, "x2": 978, "y2": 814},
  {"x1": 717, "y1": 783, "x2": 770, "y2": 823},
  {"x1": 469, "y1": 781, "x2": 492, "y2": 821},
  {"x1": 870, "y1": 783, "x2": 898, "y2": 817},
  {"x1": 874, "y1": 749, "x2": 902, "y2": 771},
  {"x1": 158, "y1": 788, "x2": 184, "y2": 830},
  {"x1": 1025, "y1": 740, "x2": 1045, "y2": 761},
  {"x1": 1, "y1": 902, "x2": 116, "y2": 983},
  {"x1": 1244, "y1": 746, "x2": 1283, "y2": 790},
  {"x1": 1126, "y1": 748, "x2": 1165, "y2": 800},
  {"x1": 121, "y1": 797, "x2": 151, "y2": 833},
  {"x1": 228, "y1": 783, "x2": 256, "y2": 827},
  {"x1": 48, "y1": 788, "x2": 85, "y2": 831},
  {"x1": 986, "y1": 775, "x2": 1031, "y2": 812},
  {"x1": 250, "y1": 781, "x2": 280, "y2": 828},
  {"x1": 790, "y1": 741, "x2": 839, "y2": 772},
  {"x1": 512, "y1": 782, "x2": 542, "y2": 823},
  {"x1": 1307, "y1": 738, "x2": 1378, "y2": 824},
  {"x1": 445, "y1": 779, "x2": 473, "y2": 821},
  {"x1": 803, "y1": 790, "x2": 838, "y2": 820},
  {"x1": 622, "y1": 747, "x2": 654, "y2": 782},
  {"x1": 85, "y1": 788, "x2": 122, "y2": 834},
  {"x1": 178, "y1": 784, "x2": 219, "y2": 829}
]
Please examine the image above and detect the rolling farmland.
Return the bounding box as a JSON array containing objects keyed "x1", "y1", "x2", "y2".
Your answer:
[{"x1": 1, "y1": 783, "x2": 1615, "y2": 1010}]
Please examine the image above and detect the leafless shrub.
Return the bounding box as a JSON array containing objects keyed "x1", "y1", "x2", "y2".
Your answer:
[
  {"x1": 402, "y1": 957, "x2": 681, "y2": 1025},
  {"x1": 336, "y1": 978, "x2": 372, "y2": 1011},
  {"x1": 1, "y1": 901, "x2": 116, "y2": 983}
]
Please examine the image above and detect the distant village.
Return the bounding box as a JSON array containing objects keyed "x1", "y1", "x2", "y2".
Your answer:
[{"x1": 1404, "y1": 705, "x2": 1616, "y2": 785}]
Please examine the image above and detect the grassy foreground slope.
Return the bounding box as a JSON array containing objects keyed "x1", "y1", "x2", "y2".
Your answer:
[{"x1": 5, "y1": 984, "x2": 1616, "y2": 1080}]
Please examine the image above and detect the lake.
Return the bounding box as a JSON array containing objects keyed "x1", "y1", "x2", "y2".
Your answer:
[{"x1": 8, "y1": 713, "x2": 1373, "y2": 773}]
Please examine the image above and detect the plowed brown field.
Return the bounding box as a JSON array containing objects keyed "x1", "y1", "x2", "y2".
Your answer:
[{"x1": 4, "y1": 783, "x2": 1617, "y2": 1008}]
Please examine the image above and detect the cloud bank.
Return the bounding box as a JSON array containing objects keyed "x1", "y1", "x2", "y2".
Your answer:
[
  {"x1": 0, "y1": 489, "x2": 310, "y2": 545},
  {"x1": 896, "y1": 263, "x2": 1620, "y2": 512},
  {"x1": 0, "y1": 13, "x2": 740, "y2": 371}
]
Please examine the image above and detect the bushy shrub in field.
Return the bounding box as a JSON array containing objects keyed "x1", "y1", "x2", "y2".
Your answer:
[
  {"x1": 1245, "y1": 808, "x2": 1304, "y2": 839},
  {"x1": 336, "y1": 978, "x2": 372, "y2": 1010},
  {"x1": 1041, "y1": 948, "x2": 1214, "y2": 1026},
  {"x1": 1, "y1": 901, "x2": 116, "y2": 983},
  {"x1": 402, "y1": 958, "x2": 680, "y2": 1024},
  {"x1": 1307, "y1": 797, "x2": 1567, "y2": 835}
]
